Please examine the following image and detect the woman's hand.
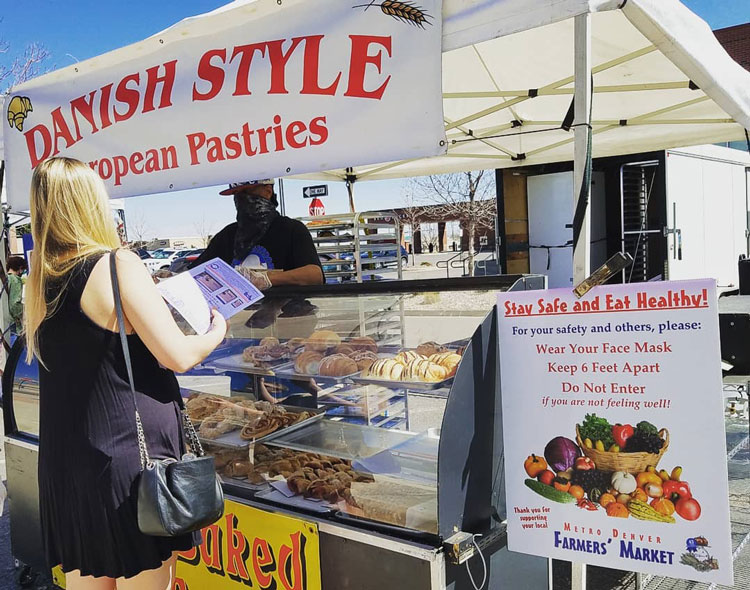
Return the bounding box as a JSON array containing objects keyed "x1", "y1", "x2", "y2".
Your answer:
[{"x1": 207, "y1": 309, "x2": 228, "y2": 342}]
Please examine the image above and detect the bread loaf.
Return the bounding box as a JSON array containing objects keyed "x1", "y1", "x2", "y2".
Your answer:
[
  {"x1": 365, "y1": 358, "x2": 404, "y2": 380},
  {"x1": 334, "y1": 344, "x2": 355, "y2": 356},
  {"x1": 429, "y1": 352, "x2": 462, "y2": 376},
  {"x1": 305, "y1": 330, "x2": 341, "y2": 351},
  {"x1": 294, "y1": 351, "x2": 323, "y2": 374},
  {"x1": 415, "y1": 341, "x2": 447, "y2": 357},
  {"x1": 319, "y1": 354, "x2": 358, "y2": 377},
  {"x1": 394, "y1": 350, "x2": 424, "y2": 365},
  {"x1": 259, "y1": 337, "x2": 280, "y2": 348}
]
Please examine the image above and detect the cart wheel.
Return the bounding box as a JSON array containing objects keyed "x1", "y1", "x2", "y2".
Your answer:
[{"x1": 17, "y1": 564, "x2": 37, "y2": 588}]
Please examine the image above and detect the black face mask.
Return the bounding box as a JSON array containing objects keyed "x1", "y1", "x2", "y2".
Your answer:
[{"x1": 233, "y1": 193, "x2": 279, "y2": 263}]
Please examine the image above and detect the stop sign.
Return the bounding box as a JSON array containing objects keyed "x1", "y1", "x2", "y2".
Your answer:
[{"x1": 309, "y1": 197, "x2": 325, "y2": 216}]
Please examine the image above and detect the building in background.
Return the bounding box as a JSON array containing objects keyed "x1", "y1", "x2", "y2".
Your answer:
[{"x1": 145, "y1": 236, "x2": 209, "y2": 250}]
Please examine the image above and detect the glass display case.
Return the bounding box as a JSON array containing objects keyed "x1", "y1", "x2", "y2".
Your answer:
[{"x1": 2, "y1": 274, "x2": 546, "y2": 582}]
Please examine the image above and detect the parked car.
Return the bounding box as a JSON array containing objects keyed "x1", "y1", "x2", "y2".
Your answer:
[
  {"x1": 169, "y1": 249, "x2": 206, "y2": 273},
  {"x1": 143, "y1": 249, "x2": 190, "y2": 273},
  {"x1": 133, "y1": 247, "x2": 151, "y2": 259}
]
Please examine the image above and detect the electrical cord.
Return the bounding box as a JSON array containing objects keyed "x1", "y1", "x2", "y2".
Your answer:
[{"x1": 465, "y1": 534, "x2": 488, "y2": 590}]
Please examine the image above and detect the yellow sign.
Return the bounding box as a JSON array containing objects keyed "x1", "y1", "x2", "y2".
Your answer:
[{"x1": 174, "y1": 500, "x2": 321, "y2": 590}]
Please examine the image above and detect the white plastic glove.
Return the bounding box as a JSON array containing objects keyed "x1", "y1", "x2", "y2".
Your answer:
[{"x1": 236, "y1": 267, "x2": 272, "y2": 291}]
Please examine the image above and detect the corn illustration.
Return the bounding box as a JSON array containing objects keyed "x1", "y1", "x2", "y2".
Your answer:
[{"x1": 7, "y1": 96, "x2": 34, "y2": 132}]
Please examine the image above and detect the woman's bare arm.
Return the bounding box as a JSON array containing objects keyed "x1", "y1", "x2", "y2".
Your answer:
[{"x1": 81, "y1": 250, "x2": 226, "y2": 373}]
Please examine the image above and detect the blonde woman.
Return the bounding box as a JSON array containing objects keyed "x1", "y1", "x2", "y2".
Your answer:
[{"x1": 25, "y1": 157, "x2": 227, "y2": 590}]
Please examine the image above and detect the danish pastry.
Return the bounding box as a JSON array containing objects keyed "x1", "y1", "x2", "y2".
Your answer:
[
  {"x1": 394, "y1": 350, "x2": 424, "y2": 365},
  {"x1": 347, "y1": 336, "x2": 378, "y2": 353},
  {"x1": 364, "y1": 358, "x2": 404, "y2": 380},
  {"x1": 349, "y1": 350, "x2": 379, "y2": 371},
  {"x1": 402, "y1": 359, "x2": 448, "y2": 382},
  {"x1": 305, "y1": 330, "x2": 341, "y2": 351},
  {"x1": 429, "y1": 352, "x2": 462, "y2": 376}
]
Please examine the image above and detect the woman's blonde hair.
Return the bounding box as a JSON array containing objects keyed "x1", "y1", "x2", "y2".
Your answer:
[{"x1": 24, "y1": 157, "x2": 121, "y2": 363}]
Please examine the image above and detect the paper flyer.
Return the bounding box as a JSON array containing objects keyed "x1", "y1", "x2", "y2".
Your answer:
[
  {"x1": 498, "y1": 279, "x2": 733, "y2": 585},
  {"x1": 157, "y1": 258, "x2": 264, "y2": 334}
]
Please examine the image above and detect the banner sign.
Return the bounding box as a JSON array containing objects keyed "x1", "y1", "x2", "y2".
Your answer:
[
  {"x1": 173, "y1": 500, "x2": 321, "y2": 590},
  {"x1": 498, "y1": 280, "x2": 733, "y2": 585},
  {"x1": 2, "y1": 0, "x2": 444, "y2": 210}
]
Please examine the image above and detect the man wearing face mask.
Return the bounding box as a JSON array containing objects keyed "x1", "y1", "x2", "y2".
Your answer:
[{"x1": 190, "y1": 179, "x2": 324, "y2": 289}]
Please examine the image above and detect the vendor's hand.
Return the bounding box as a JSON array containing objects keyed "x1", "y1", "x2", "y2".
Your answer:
[{"x1": 236, "y1": 267, "x2": 273, "y2": 291}]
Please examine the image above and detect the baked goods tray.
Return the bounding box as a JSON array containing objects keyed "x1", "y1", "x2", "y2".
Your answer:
[
  {"x1": 204, "y1": 353, "x2": 289, "y2": 376},
  {"x1": 197, "y1": 405, "x2": 325, "y2": 449},
  {"x1": 350, "y1": 375, "x2": 454, "y2": 392},
  {"x1": 272, "y1": 362, "x2": 360, "y2": 383}
]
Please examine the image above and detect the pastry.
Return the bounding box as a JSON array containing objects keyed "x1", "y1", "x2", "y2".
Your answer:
[
  {"x1": 403, "y1": 359, "x2": 448, "y2": 382},
  {"x1": 294, "y1": 351, "x2": 323, "y2": 374},
  {"x1": 319, "y1": 354, "x2": 358, "y2": 377},
  {"x1": 185, "y1": 394, "x2": 226, "y2": 422},
  {"x1": 349, "y1": 350, "x2": 379, "y2": 372},
  {"x1": 287, "y1": 476, "x2": 311, "y2": 495},
  {"x1": 416, "y1": 341, "x2": 448, "y2": 357},
  {"x1": 347, "y1": 336, "x2": 378, "y2": 353},
  {"x1": 199, "y1": 416, "x2": 239, "y2": 439},
  {"x1": 305, "y1": 330, "x2": 341, "y2": 352},
  {"x1": 259, "y1": 337, "x2": 280, "y2": 348},
  {"x1": 224, "y1": 460, "x2": 253, "y2": 478},
  {"x1": 364, "y1": 358, "x2": 404, "y2": 380},
  {"x1": 429, "y1": 352, "x2": 462, "y2": 376},
  {"x1": 334, "y1": 344, "x2": 355, "y2": 356},
  {"x1": 287, "y1": 337, "x2": 306, "y2": 353},
  {"x1": 394, "y1": 350, "x2": 425, "y2": 365}
]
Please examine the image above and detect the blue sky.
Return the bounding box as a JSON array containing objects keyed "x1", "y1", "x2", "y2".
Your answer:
[{"x1": 1, "y1": 1, "x2": 747, "y2": 238}]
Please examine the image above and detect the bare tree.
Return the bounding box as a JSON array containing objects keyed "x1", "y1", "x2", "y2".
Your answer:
[
  {"x1": 193, "y1": 215, "x2": 215, "y2": 248},
  {"x1": 398, "y1": 189, "x2": 423, "y2": 265},
  {"x1": 128, "y1": 211, "x2": 151, "y2": 246},
  {"x1": 409, "y1": 171, "x2": 496, "y2": 276},
  {"x1": 0, "y1": 31, "x2": 50, "y2": 92}
]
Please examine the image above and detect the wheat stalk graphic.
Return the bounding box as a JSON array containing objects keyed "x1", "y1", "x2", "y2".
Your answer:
[{"x1": 354, "y1": 1, "x2": 433, "y2": 29}]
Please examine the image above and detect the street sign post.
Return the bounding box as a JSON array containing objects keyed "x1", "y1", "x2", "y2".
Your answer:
[{"x1": 303, "y1": 185, "x2": 328, "y2": 198}]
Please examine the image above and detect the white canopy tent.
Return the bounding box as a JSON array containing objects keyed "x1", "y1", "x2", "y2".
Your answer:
[
  {"x1": 1, "y1": 0, "x2": 748, "y2": 187},
  {"x1": 297, "y1": 0, "x2": 750, "y2": 181}
]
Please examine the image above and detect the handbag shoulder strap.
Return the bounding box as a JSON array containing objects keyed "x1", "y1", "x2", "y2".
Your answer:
[
  {"x1": 109, "y1": 251, "x2": 151, "y2": 468},
  {"x1": 109, "y1": 250, "x2": 204, "y2": 462}
]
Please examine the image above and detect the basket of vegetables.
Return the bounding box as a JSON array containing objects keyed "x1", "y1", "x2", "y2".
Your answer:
[{"x1": 575, "y1": 414, "x2": 669, "y2": 474}]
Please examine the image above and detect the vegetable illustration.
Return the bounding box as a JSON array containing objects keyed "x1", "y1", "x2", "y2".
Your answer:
[
  {"x1": 631, "y1": 488, "x2": 648, "y2": 503},
  {"x1": 595, "y1": 439, "x2": 605, "y2": 452},
  {"x1": 644, "y1": 482, "x2": 664, "y2": 498},
  {"x1": 524, "y1": 454, "x2": 548, "y2": 477},
  {"x1": 616, "y1": 493, "x2": 632, "y2": 505},
  {"x1": 599, "y1": 493, "x2": 616, "y2": 507},
  {"x1": 636, "y1": 420, "x2": 658, "y2": 435},
  {"x1": 569, "y1": 485, "x2": 584, "y2": 500},
  {"x1": 544, "y1": 437, "x2": 581, "y2": 472},
  {"x1": 658, "y1": 469, "x2": 671, "y2": 482},
  {"x1": 606, "y1": 502, "x2": 630, "y2": 518},
  {"x1": 671, "y1": 466, "x2": 683, "y2": 481},
  {"x1": 663, "y1": 480, "x2": 692, "y2": 501},
  {"x1": 583, "y1": 438, "x2": 593, "y2": 449},
  {"x1": 588, "y1": 488, "x2": 602, "y2": 503},
  {"x1": 579, "y1": 414, "x2": 615, "y2": 448},
  {"x1": 675, "y1": 498, "x2": 701, "y2": 521},
  {"x1": 636, "y1": 471, "x2": 663, "y2": 488},
  {"x1": 553, "y1": 477, "x2": 571, "y2": 493},
  {"x1": 537, "y1": 470, "x2": 555, "y2": 486},
  {"x1": 628, "y1": 499, "x2": 676, "y2": 523},
  {"x1": 574, "y1": 457, "x2": 595, "y2": 471},
  {"x1": 651, "y1": 497, "x2": 676, "y2": 516},
  {"x1": 524, "y1": 479, "x2": 577, "y2": 503},
  {"x1": 611, "y1": 471, "x2": 637, "y2": 494},
  {"x1": 612, "y1": 424, "x2": 634, "y2": 448},
  {"x1": 608, "y1": 444, "x2": 620, "y2": 453}
]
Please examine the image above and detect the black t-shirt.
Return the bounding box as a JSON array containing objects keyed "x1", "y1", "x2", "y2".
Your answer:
[{"x1": 191, "y1": 216, "x2": 322, "y2": 274}]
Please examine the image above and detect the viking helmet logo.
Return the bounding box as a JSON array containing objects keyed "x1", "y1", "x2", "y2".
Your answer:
[{"x1": 7, "y1": 96, "x2": 34, "y2": 132}]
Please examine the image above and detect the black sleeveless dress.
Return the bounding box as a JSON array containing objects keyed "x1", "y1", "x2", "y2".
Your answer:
[{"x1": 38, "y1": 253, "x2": 195, "y2": 579}]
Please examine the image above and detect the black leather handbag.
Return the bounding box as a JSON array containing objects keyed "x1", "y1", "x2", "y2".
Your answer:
[{"x1": 110, "y1": 252, "x2": 224, "y2": 537}]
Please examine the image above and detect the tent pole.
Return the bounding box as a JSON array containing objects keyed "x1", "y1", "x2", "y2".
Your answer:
[
  {"x1": 345, "y1": 168, "x2": 356, "y2": 213},
  {"x1": 570, "y1": 13, "x2": 591, "y2": 590},
  {"x1": 573, "y1": 13, "x2": 592, "y2": 286}
]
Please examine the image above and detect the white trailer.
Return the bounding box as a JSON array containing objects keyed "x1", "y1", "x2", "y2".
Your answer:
[{"x1": 522, "y1": 145, "x2": 750, "y2": 289}]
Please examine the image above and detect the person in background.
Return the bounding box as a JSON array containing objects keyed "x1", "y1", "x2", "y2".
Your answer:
[
  {"x1": 190, "y1": 179, "x2": 323, "y2": 289},
  {"x1": 25, "y1": 157, "x2": 227, "y2": 590},
  {"x1": 6, "y1": 256, "x2": 27, "y2": 334}
]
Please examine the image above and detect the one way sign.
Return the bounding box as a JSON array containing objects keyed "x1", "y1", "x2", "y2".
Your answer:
[{"x1": 302, "y1": 185, "x2": 328, "y2": 198}]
